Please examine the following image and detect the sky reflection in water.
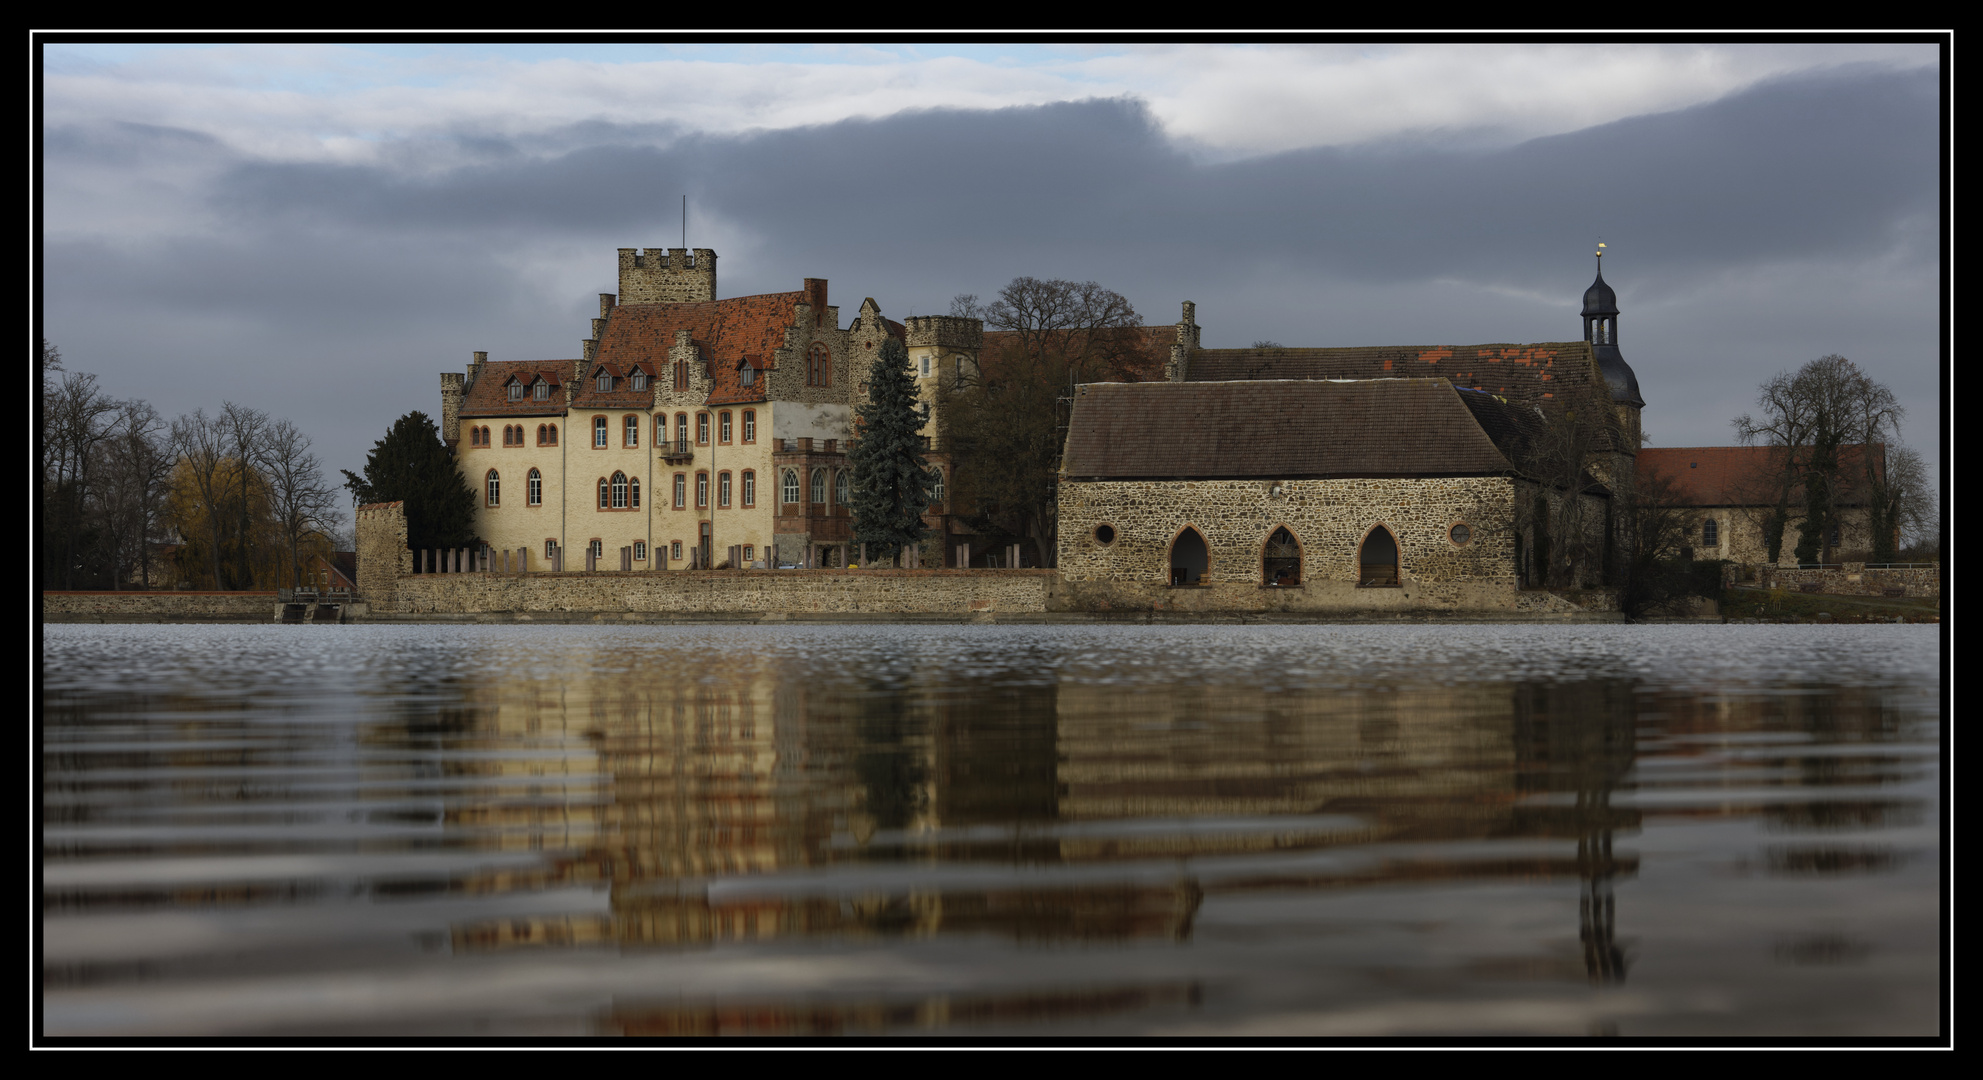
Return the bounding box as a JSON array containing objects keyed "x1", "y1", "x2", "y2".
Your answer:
[{"x1": 40, "y1": 624, "x2": 1941, "y2": 1038}]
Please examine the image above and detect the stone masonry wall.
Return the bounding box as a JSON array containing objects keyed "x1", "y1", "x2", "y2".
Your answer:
[
  {"x1": 384, "y1": 568, "x2": 1054, "y2": 615},
  {"x1": 1054, "y1": 476, "x2": 1591, "y2": 612},
  {"x1": 1753, "y1": 563, "x2": 1940, "y2": 599},
  {"x1": 42, "y1": 591, "x2": 279, "y2": 620},
  {"x1": 356, "y1": 501, "x2": 412, "y2": 602}
]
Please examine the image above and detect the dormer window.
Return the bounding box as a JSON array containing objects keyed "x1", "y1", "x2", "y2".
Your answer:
[
  {"x1": 631, "y1": 370, "x2": 648, "y2": 391},
  {"x1": 740, "y1": 363, "x2": 756, "y2": 387},
  {"x1": 508, "y1": 381, "x2": 523, "y2": 402},
  {"x1": 533, "y1": 380, "x2": 550, "y2": 401},
  {"x1": 596, "y1": 371, "x2": 613, "y2": 392}
]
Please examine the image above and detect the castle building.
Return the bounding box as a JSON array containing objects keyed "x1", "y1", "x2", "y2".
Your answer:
[{"x1": 444, "y1": 248, "x2": 981, "y2": 571}]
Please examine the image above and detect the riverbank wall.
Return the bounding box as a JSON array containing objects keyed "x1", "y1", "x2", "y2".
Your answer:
[
  {"x1": 41, "y1": 590, "x2": 284, "y2": 623},
  {"x1": 1751, "y1": 563, "x2": 1940, "y2": 599}
]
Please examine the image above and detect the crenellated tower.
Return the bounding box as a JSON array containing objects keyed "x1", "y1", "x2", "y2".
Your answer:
[{"x1": 618, "y1": 247, "x2": 717, "y2": 304}]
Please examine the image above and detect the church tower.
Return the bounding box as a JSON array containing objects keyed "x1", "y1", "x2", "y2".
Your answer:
[{"x1": 1582, "y1": 246, "x2": 1645, "y2": 451}]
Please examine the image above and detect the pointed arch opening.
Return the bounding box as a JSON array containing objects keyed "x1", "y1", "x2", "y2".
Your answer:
[
  {"x1": 1170, "y1": 527, "x2": 1208, "y2": 586},
  {"x1": 1359, "y1": 525, "x2": 1399, "y2": 587},
  {"x1": 1263, "y1": 526, "x2": 1302, "y2": 586}
]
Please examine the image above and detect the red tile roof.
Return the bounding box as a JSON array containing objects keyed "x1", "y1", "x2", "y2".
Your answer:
[
  {"x1": 1637, "y1": 445, "x2": 1884, "y2": 506},
  {"x1": 592, "y1": 290, "x2": 811, "y2": 405},
  {"x1": 570, "y1": 360, "x2": 661, "y2": 410},
  {"x1": 458, "y1": 361, "x2": 579, "y2": 418}
]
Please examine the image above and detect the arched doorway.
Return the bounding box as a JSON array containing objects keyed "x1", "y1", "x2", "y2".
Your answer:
[
  {"x1": 1170, "y1": 528, "x2": 1208, "y2": 586},
  {"x1": 1263, "y1": 527, "x2": 1301, "y2": 586},
  {"x1": 1359, "y1": 526, "x2": 1399, "y2": 586}
]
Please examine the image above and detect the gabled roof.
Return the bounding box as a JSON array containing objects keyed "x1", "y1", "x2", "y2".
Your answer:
[
  {"x1": 1637, "y1": 445, "x2": 1885, "y2": 507},
  {"x1": 1061, "y1": 378, "x2": 1525, "y2": 480},
  {"x1": 458, "y1": 361, "x2": 579, "y2": 418}
]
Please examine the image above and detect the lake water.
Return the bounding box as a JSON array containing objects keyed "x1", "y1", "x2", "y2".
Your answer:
[{"x1": 39, "y1": 623, "x2": 1944, "y2": 1039}]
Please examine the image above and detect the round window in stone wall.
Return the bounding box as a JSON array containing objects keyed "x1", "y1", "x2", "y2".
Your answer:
[
  {"x1": 1094, "y1": 524, "x2": 1117, "y2": 545},
  {"x1": 1449, "y1": 523, "x2": 1472, "y2": 546}
]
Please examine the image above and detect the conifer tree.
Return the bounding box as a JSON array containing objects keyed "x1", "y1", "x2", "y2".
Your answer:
[
  {"x1": 848, "y1": 338, "x2": 936, "y2": 562},
  {"x1": 341, "y1": 411, "x2": 478, "y2": 551}
]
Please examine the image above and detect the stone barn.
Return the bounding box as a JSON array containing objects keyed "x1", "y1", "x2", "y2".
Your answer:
[{"x1": 1055, "y1": 378, "x2": 1609, "y2": 614}]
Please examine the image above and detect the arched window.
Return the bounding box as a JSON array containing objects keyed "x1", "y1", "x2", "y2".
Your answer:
[
  {"x1": 808, "y1": 343, "x2": 832, "y2": 388},
  {"x1": 1263, "y1": 526, "x2": 1301, "y2": 586},
  {"x1": 835, "y1": 469, "x2": 848, "y2": 507},
  {"x1": 742, "y1": 410, "x2": 756, "y2": 443},
  {"x1": 696, "y1": 412, "x2": 709, "y2": 445},
  {"x1": 783, "y1": 469, "x2": 801, "y2": 504},
  {"x1": 674, "y1": 473, "x2": 686, "y2": 509},
  {"x1": 631, "y1": 369, "x2": 647, "y2": 391},
  {"x1": 594, "y1": 416, "x2": 608, "y2": 447},
  {"x1": 611, "y1": 472, "x2": 629, "y2": 509},
  {"x1": 696, "y1": 472, "x2": 708, "y2": 508},
  {"x1": 720, "y1": 411, "x2": 732, "y2": 444},
  {"x1": 508, "y1": 381, "x2": 523, "y2": 402},
  {"x1": 597, "y1": 477, "x2": 609, "y2": 509},
  {"x1": 486, "y1": 470, "x2": 500, "y2": 506},
  {"x1": 675, "y1": 413, "x2": 689, "y2": 450},
  {"x1": 1169, "y1": 528, "x2": 1208, "y2": 586},
  {"x1": 1359, "y1": 526, "x2": 1399, "y2": 587},
  {"x1": 718, "y1": 471, "x2": 732, "y2": 508},
  {"x1": 624, "y1": 415, "x2": 639, "y2": 447},
  {"x1": 674, "y1": 359, "x2": 689, "y2": 391},
  {"x1": 630, "y1": 477, "x2": 640, "y2": 509},
  {"x1": 1703, "y1": 519, "x2": 1719, "y2": 547},
  {"x1": 544, "y1": 424, "x2": 557, "y2": 446},
  {"x1": 811, "y1": 468, "x2": 827, "y2": 505},
  {"x1": 742, "y1": 470, "x2": 756, "y2": 508},
  {"x1": 527, "y1": 468, "x2": 542, "y2": 506},
  {"x1": 929, "y1": 468, "x2": 945, "y2": 510}
]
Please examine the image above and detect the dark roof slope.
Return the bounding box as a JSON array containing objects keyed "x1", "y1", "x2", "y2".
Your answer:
[
  {"x1": 1061, "y1": 379, "x2": 1522, "y2": 480},
  {"x1": 459, "y1": 361, "x2": 578, "y2": 418}
]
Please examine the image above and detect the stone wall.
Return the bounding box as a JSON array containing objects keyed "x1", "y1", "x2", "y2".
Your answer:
[
  {"x1": 1753, "y1": 563, "x2": 1940, "y2": 599},
  {"x1": 356, "y1": 501, "x2": 412, "y2": 603},
  {"x1": 42, "y1": 591, "x2": 280, "y2": 621},
  {"x1": 383, "y1": 567, "x2": 1055, "y2": 615},
  {"x1": 1056, "y1": 475, "x2": 1614, "y2": 613}
]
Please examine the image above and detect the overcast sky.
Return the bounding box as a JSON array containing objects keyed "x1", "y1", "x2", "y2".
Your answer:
[{"x1": 39, "y1": 41, "x2": 1945, "y2": 524}]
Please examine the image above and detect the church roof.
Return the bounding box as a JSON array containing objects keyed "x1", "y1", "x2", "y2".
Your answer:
[
  {"x1": 1582, "y1": 268, "x2": 1619, "y2": 316},
  {"x1": 1061, "y1": 378, "x2": 1526, "y2": 480},
  {"x1": 1182, "y1": 341, "x2": 1630, "y2": 451}
]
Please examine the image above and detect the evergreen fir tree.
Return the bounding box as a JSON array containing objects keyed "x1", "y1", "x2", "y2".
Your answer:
[
  {"x1": 848, "y1": 338, "x2": 936, "y2": 561},
  {"x1": 341, "y1": 411, "x2": 478, "y2": 551}
]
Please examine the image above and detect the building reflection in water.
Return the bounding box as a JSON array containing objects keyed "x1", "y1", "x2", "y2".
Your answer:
[{"x1": 425, "y1": 649, "x2": 1647, "y2": 990}]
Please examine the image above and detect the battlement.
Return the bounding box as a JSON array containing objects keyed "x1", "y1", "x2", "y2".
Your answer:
[
  {"x1": 618, "y1": 247, "x2": 718, "y2": 304},
  {"x1": 904, "y1": 315, "x2": 985, "y2": 351}
]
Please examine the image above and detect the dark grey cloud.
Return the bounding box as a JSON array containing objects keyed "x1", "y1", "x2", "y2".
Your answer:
[{"x1": 41, "y1": 63, "x2": 1942, "y2": 512}]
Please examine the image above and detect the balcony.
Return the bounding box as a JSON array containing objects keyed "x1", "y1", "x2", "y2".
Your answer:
[{"x1": 658, "y1": 438, "x2": 694, "y2": 463}]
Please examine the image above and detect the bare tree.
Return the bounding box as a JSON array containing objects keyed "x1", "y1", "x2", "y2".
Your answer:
[
  {"x1": 258, "y1": 417, "x2": 339, "y2": 588},
  {"x1": 1734, "y1": 355, "x2": 1910, "y2": 564},
  {"x1": 41, "y1": 368, "x2": 125, "y2": 588},
  {"x1": 1617, "y1": 468, "x2": 1701, "y2": 618},
  {"x1": 94, "y1": 399, "x2": 175, "y2": 588},
  {"x1": 945, "y1": 278, "x2": 1155, "y2": 566}
]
